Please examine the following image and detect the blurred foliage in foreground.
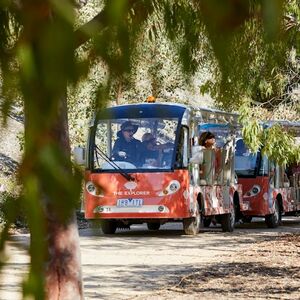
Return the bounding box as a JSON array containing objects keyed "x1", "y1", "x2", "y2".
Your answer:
[{"x1": 0, "y1": 0, "x2": 299, "y2": 299}]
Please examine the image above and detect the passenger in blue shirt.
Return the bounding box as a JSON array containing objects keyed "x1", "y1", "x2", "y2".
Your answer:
[
  {"x1": 112, "y1": 121, "x2": 142, "y2": 165},
  {"x1": 140, "y1": 133, "x2": 173, "y2": 167}
]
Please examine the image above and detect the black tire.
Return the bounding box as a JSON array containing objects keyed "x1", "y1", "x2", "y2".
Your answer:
[
  {"x1": 100, "y1": 220, "x2": 117, "y2": 234},
  {"x1": 147, "y1": 222, "x2": 160, "y2": 231},
  {"x1": 265, "y1": 200, "x2": 281, "y2": 228},
  {"x1": 203, "y1": 218, "x2": 212, "y2": 228},
  {"x1": 221, "y1": 207, "x2": 235, "y2": 232},
  {"x1": 183, "y1": 202, "x2": 201, "y2": 235},
  {"x1": 88, "y1": 219, "x2": 100, "y2": 228},
  {"x1": 234, "y1": 201, "x2": 241, "y2": 223},
  {"x1": 242, "y1": 216, "x2": 253, "y2": 223}
]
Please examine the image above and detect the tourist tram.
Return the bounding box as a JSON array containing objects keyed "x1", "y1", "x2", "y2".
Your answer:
[
  {"x1": 235, "y1": 121, "x2": 300, "y2": 227},
  {"x1": 74, "y1": 101, "x2": 244, "y2": 234}
]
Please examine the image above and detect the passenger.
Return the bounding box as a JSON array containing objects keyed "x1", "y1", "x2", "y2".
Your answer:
[
  {"x1": 198, "y1": 131, "x2": 221, "y2": 178},
  {"x1": 141, "y1": 133, "x2": 173, "y2": 167},
  {"x1": 140, "y1": 133, "x2": 160, "y2": 167},
  {"x1": 199, "y1": 131, "x2": 217, "y2": 149},
  {"x1": 112, "y1": 121, "x2": 142, "y2": 164},
  {"x1": 286, "y1": 163, "x2": 300, "y2": 177},
  {"x1": 285, "y1": 163, "x2": 300, "y2": 186}
]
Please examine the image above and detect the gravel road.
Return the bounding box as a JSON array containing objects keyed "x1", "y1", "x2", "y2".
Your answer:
[
  {"x1": 0, "y1": 114, "x2": 23, "y2": 181},
  {"x1": 1, "y1": 218, "x2": 300, "y2": 300}
]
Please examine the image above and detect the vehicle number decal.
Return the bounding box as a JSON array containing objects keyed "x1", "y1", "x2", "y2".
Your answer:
[{"x1": 117, "y1": 198, "x2": 143, "y2": 207}]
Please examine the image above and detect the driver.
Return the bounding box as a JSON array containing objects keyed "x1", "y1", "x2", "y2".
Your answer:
[{"x1": 112, "y1": 121, "x2": 142, "y2": 164}]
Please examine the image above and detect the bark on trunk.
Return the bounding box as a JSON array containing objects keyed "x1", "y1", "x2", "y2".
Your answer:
[
  {"x1": 44, "y1": 97, "x2": 83, "y2": 300},
  {"x1": 20, "y1": 2, "x2": 84, "y2": 298},
  {"x1": 45, "y1": 213, "x2": 83, "y2": 300}
]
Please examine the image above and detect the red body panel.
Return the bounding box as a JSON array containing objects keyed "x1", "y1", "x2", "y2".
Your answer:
[
  {"x1": 84, "y1": 170, "x2": 242, "y2": 221},
  {"x1": 201, "y1": 184, "x2": 243, "y2": 216},
  {"x1": 238, "y1": 177, "x2": 271, "y2": 216},
  {"x1": 239, "y1": 176, "x2": 300, "y2": 216},
  {"x1": 276, "y1": 187, "x2": 300, "y2": 212},
  {"x1": 84, "y1": 170, "x2": 191, "y2": 220}
]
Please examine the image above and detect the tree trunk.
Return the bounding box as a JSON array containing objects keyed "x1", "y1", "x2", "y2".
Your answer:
[
  {"x1": 45, "y1": 213, "x2": 83, "y2": 300},
  {"x1": 22, "y1": 92, "x2": 83, "y2": 299},
  {"x1": 44, "y1": 97, "x2": 83, "y2": 300},
  {"x1": 20, "y1": 2, "x2": 84, "y2": 298}
]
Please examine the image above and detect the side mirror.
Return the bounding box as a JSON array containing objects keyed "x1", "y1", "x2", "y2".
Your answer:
[{"x1": 73, "y1": 147, "x2": 86, "y2": 166}]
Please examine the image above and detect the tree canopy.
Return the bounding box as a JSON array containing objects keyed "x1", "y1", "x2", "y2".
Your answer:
[{"x1": 0, "y1": 0, "x2": 300, "y2": 299}]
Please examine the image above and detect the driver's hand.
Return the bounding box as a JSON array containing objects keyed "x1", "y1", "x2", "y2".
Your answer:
[{"x1": 118, "y1": 151, "x2": 126, "y2": 157}]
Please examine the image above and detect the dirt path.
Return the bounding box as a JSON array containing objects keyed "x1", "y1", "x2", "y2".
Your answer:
[
  {"x1": 1, "y1": 218, "x2": 300, "y2": 300},
  {"x1": 161, "y1": 234, "x2": 300, "y2": 300}
]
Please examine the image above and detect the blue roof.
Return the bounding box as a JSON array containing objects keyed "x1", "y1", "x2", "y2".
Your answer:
[
  {"x1": 199, "y1": 123, "x2": 230, "y2": 130},
  {"x1": 96, "y1": 103, "x2": 187, "y2": 120}
]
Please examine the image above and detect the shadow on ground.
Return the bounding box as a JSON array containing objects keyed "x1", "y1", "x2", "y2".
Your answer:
[
  {"x1": 0, "y1": 153, "x2": 19, "y2": 177},
  {"x1": 172, "y1": 261, "x2": 300, "y2": 298},
  {"x1": 83, "y1": 263, "x2": 198, "y2": 300}
]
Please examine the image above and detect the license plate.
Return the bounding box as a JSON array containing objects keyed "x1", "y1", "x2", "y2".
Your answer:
[{"x1": 117, "y1": 199, "x2": 143, "y2": 207}]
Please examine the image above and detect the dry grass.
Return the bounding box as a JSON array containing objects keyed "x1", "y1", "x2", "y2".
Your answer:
[{"x1": 167, "y1": 234, "x2": 300, "y2": 299}]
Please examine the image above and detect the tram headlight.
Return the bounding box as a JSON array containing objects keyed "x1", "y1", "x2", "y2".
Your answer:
[
  {"x1": 158, "y1": 180, "x2": 180, "y2": 196},
  {"x1": 86, "y1": 182, "x2": 95, "y2": 193},
  {"x1": 244, "y1": 185, "x2": 261, "y2": 197},
  {"x1": 252, "y1": 185, "x2": 260, "y2": 194},
  {"x1": 86, "y1": 181, "x2": 104, "y2": 197},
  {"x1": 169, "y1": 182, "x2": 180, "y2": 192}
]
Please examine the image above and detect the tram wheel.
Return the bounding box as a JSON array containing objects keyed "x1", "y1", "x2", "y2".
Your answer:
[
  {"x1": 203, "y1": 217, "x2": 212, "y2": 228},
  {"x1": 147, "y1": 222, "x2": 160, "y2": 231},
  {"x1": 100, "y1": 220, "x2": 117, "y2": 234},
  {"x1": 88, "y1": 219, "x2": 100, "y2": 228},
  {"x1": 265, "y1": 200, "x2": 281, "y2": 228},
  {"x1": 221, "y1": 207, "x2": 235, "y2": 232},
  {"x1": 183, "y1": 202, "x2": 201, "y2": 235}
]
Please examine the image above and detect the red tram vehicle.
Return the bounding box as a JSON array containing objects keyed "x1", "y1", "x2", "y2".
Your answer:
[
  {"x1": 74, "y1": 102, "x2": 244, "y2": 234},
  {"x1": 235, "y1": 121, "x2": 300, "y2": 227}
]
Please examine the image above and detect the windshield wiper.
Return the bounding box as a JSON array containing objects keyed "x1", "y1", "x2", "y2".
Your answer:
[{"x1": 94, "y1": 145, "x2": 134, "y2": 181}]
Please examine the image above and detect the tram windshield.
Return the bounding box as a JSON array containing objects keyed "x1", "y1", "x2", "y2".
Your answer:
[
  {"x1": 93, "y1": 117, "x2": 178, "y2": 171},
  {"x1": 235, "y1": 139, "x2": 258, "y2": 176}
]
